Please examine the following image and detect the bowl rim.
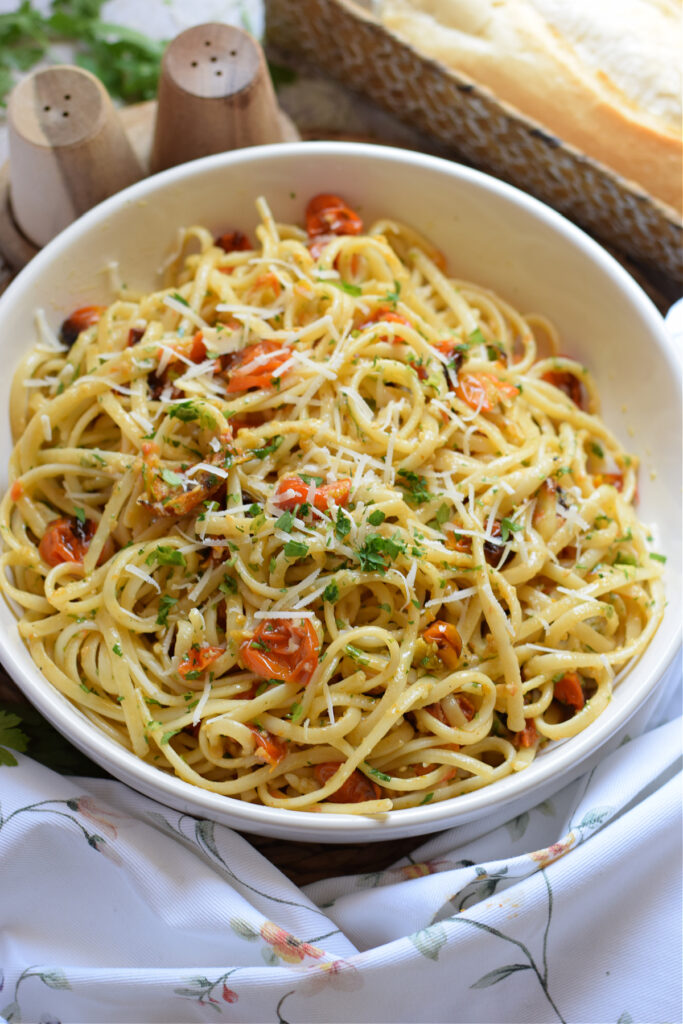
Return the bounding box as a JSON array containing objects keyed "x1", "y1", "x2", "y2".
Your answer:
[{"x1": 0, "y1": 140, "x2": 680, "y2": 839}]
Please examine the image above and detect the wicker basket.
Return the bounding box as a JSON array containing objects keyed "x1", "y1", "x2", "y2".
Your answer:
[{"x1": 265, "y1": 0, "x2": 682, "y2": 285}]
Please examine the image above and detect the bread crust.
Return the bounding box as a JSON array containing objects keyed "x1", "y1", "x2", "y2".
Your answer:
[{"x1": 379, "y1": 0, "x2": 682, "y2": 214}]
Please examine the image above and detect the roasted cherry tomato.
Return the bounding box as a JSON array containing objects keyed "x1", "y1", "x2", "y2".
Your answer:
[
  {"x1": 39, "y1": 516, "x2": 93, "y2": 566},
  {"x1": 455, "y1": 372, "x2": 519, "y2": 412},
  {"x1": 554, "y1": 672, "x2": 585, "y2": 711},
  {"x1": 593, "y1": 472, "x2": 624, "y2": 492},
  {"x1": 515, "y1": 719, "x2": 539, "y2": 748},
  {"x1": 423, "y1": 621, "x2": 462, "y2": 670},
  {"x1": 313, "y1": 763, "x2": 382, "y2": 802},
  {"x1": 177, "y1": 644, "x2": 225, "y2": 679},
  {"x1": 542, "y1": 369, "x2": 584, "y2": 408},
  {"x1": 305, "y1": 194, "x2": 363, "y2": 238},
  {"x1": 249, "y1": 726, "x2": 288, "y2": 767},
  {"x1": 215, "y1": 230, "x2": 251, "y2": 253},
  {"x1": 275, "y1": 475, "x2": 351, "y2": 512},
  {"x1": 59, "y1": 305, "x2": 106, "y2": 347},
  {"x1": 240, "y1": 619, "x2": 319, "y2": 687},
  {"x1": 225, "y1": 341, "x2": 292, "y2": 393},
  {"x1": 39, "y1": 515, "x2": 114, "y2": 567}
]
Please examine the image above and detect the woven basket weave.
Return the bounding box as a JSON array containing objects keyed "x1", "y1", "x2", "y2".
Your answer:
[{"x1": 265, "y1": 0, "x2": 682, "y2": 284}]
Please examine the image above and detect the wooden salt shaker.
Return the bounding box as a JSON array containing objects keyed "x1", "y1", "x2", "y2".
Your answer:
[
  {"x1": 5, "y1": 65, "x2": 143, "y2": 253},
  {"x1": 151, "y1": 22, "x2": 297, "y2": 173}
]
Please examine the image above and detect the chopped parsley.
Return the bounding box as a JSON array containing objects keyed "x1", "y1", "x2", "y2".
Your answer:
[
  {"x1": 357, "y1": 532, "x2": 405, "y2": 574},
  {"x1": 368, "y1": 509, "x2": 386, "y2": 526},
  {"x1": 590, "y1": 442, "x2": 604, "y2": 458},
  {"x1": 275, "y1": 509, "x2": 295, "y2": 533},
  {"x1": 252, "y1": 435, "x2": 283, "y2": 460},
  {"x1": 283, "y1": 540, "x2": 309, "y2": 559},
  {"x1": 365, "y1": 764, "x2": 391, "y2": 783},
  {"x1": 384, "y1": 279, "x2": 401, "y2": 306},
  {"x1": 323, "y1": 581, "x2": 339, "y2": 603},
  {"x1": 335, "y1": 507, "x2": 352, "y2": 541},
  {"x1": 500, "y1": 517, "x2": 523, "y2": 543},
  {"x1": 397, "y1": 469, "x2": 432, "y2": 506},
  {"x1": 345, "y1": 644, "x2": 369, "y2": 665},
  {"x1": 319, "y1": 278, "x2": 363, "y2": 297},
  {"x1": 649, "y1": 552, "x2": 667, "y2": 564},
  {"x1": 156, "y1": 594, "x2": 177, "y2": 626},
  {"x1": 168, "y1": 400, "x2": 216, "y2": 429},
  {"x1": 112, "y1": 643, "x2": 123, "y2": 657},
  {"x1": 73, "y1": 506, "x2": 86, "y2": 524},
  {"x1": 160, "y1": 468, "x2": 184, "y2": 486},
  {"x1": 218, "y1": 575, "x2": 238, "y2": 595},
  {"x1": 146, "y1": 545, "x2": 186, "y2": 568}
]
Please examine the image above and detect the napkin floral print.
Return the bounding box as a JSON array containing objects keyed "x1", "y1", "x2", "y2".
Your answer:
[{"x1": 0, "y1": 711, "x2": 680, "y2": 1024}]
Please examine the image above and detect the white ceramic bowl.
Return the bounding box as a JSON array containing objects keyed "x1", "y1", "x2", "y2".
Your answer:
[{"x1": 0, "y1": 143, "x2": 680, "y2": 842}]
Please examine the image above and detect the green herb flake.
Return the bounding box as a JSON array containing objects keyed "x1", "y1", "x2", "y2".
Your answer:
[
  {"x1": 397, "y1": 469, "x2": 432, "y2": 506},
  {"x1": 323, "y1": 581, "x2": 339, "y2": 603},
  {"x1": 73, "y1": 506, "x2": 86, "y2": 524},
  {"x1": 419, "y1": 791, "x2": 434, "y2": 805},
  {"x1": 112, "y1": 643, "x2": 123, "y2": 657},
  {"x1": 252, "y1": 435, "x2": 283, "y2": 460},
  {"x1": 146, "y1": 545, "x2": 186, "y2": 568},
  {"x1": 345, "y1": 643, "x2": 369, "y2": 665},
  {"x1": 368, "y1": 509, "x2": 386, "y2": 526},
  {"x1": 275, "y1": 509, "x2": 295, "y2": 533},
  {"x1": 500, "y1": 517, "x2": 523, "y2": 543},
  {"x1": 365, "y1": 764, "x2": 391, "y2": 783},
  {"x1": 161, "y1": 468, "x2": 184, "y2": 486},
  {"x1": 283, "y1": 540, "x2": 309, "y2": 559},
  {"x1": 649, "y1": 552, "x2": 667, "y2": 564},
  {"x1": 156, "y1": 594, "x2": 177, "y2": 627},
  {"x1": 335, "y1": 507, "x2": 352, "y2": 541}
]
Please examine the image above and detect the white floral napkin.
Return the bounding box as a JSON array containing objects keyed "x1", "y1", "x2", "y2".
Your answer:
[{"x1": 0, "y1": 653, "x2": 679, "y2": 1024}]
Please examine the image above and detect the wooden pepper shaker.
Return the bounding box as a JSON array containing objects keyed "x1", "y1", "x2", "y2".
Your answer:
[
  {"x1": 6, "y1": 65, "x2": 144, "y2": 250},
  {"x1": 150, "y1": 22, "x2": 297, "y2": 173}
]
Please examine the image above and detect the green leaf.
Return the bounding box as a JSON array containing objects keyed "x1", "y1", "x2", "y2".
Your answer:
[
  {"x1": 229, "y1": 916, "x2": 260, "y2": 940},
  {"x1": 408, "y1": 923, "x2": 448, "y2": 961},
  {"x1": 146, "y1": 545, "x2": 186, "y2": 568},
  {"x1": 161, "y1": 468, "x2": 184, "y2": 486},
  {"x1": 39, "y1": 968, "x2": 71, "y2": 990},
  {"x1": 218, "y1": 575, "x2": 238, "y2": 596},
  {"x1": 335, "y1": 507, "x2": 352, "y2": 541},
  {"x1": 167, "y1": 400, "x2": 216, "y2": 430},
  {"x1": 504, "y1": 811, "x2": 530, "y2": 841},
  {"x1": 73, "y1": 505, "x2": 86, "y2": 523},
  {"x1": 383, "y1": 279, "x2": 401, "y2": 306},
  {"x1": 319, "y1": 278, "x2": 363, "y2": 297},
  {"x1": 323, "y1": 580, "x2": 339, "y2": 603},
  {"x1": 590, "y1": 442, "x2": 604, "y2": 458},
  {"x1": 500, "y1": 517, "x2": 523, "y2": 543},
  {"x1": 0, "y1": 710, "x2": 28, "y2": 766},
  {"x1": 397, "y1": 469, "x2": 432, "y2": 506},
  {"x1": 345, "y1": 644, "x2": 369, "y2": 665},
  {"x1": 365, "y1": 763, "x2": 390, "y2": 782},
  {"x1": 300, "y1": 473, "x2": 323, "y2": 486},
  {"x1": 112, "y1": 643, "x2": 123, "y2": 657},
  {"x1": 435, "y1": 502, "x2": 450, "y2": 528},
  {"x1": 288, "y1": 701, "x2": 304, "y2": 723},
  {"x1": 170, "y1": 291, "x2": 189, "y2": 306},
  {"x1": 160, "y1": 729, "x2": 180, "y2": 745},
  {"x1": 471, "y1": 963, "x2": 531, "y2": 989},
  {"x1": 252, "y1": 435, "x2": 283, "y2": 460},
  {"x1": 419, "y1": 791, "x2": 434, "y2": 805},
  {"x1": 275, "y1": 510, "x2": 295, "y2": 533},
  {"x1": 649, "y1": 552, "x2": 666, "y2": 564},
  {"x1": 368, "y1": 509, "x2": 386, "y2": 526},
  {"x1": 283, "y1": 540, "x2": 309, "y2": 559},
  {"x1": 156, "y1": 594, "x2": 177, "y2": 627},
  {"x1": 357, "y1": 532, "x2": 406, "y2": 573}
]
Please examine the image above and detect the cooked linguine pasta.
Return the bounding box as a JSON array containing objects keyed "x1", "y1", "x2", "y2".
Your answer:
[{"x1": 0, "y1": 194, "x2": 665, "y2": 814}]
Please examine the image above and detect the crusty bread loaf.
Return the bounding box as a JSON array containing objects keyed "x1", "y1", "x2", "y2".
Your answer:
[{"x1": 377, "y1": 0, "x2": 682, "y2": 214}]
